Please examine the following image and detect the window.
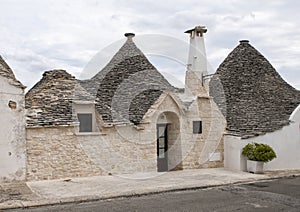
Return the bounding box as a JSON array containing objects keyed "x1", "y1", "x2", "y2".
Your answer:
[
  {"x1": 77, "y1": 113, "x2": 93, "y2": 132},
  {"x1": 193, "y1": 121, "x2": 202, "y2": 134}
]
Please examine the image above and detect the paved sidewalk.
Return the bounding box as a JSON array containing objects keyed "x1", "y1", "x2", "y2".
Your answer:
[{"x1": 1, "y1": 168, "x2": 300, "y2": 210}]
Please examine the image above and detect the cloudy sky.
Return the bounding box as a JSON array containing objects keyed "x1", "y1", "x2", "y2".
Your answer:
[{"x1": 1, "y1": 0, "x2": 300, "y2": 90}]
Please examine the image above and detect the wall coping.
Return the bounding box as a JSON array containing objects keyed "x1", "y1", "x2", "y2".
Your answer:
[{"x1": 75, "y1": 132, "x2": 105, "y2": 136}]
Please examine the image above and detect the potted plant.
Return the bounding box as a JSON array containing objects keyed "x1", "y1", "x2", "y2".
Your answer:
[{"x1": 242, "y1": 142, "x2": 276, "y2": 174}]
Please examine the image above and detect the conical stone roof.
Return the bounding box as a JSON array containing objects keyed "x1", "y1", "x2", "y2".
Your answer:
[
  {"x1": 25, "y1": 35, "x2": 175, "y2": 127},
  {"x1": 210, "y1": 40, "x2": 300, "y2": 138},
  {"x1": 0, "y1": 55, "x2": 25, "y2": 88},
  {"x1": 79, "y1": 35, "x2": 174, "y2": 124}
]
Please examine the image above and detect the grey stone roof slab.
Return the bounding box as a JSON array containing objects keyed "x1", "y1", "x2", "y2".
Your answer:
[{"x1": 25, "y1": 70, "x2": 77, "y2": 127}]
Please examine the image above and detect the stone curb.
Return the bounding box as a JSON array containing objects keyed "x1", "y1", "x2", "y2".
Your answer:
[{"x1": 1, "y1": 171, "x2": 300, "y2": 210}]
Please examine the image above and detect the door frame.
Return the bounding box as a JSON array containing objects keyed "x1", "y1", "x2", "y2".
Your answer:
[{"x1": 157, "y1": 123, "x2": 168, "y2": 172}]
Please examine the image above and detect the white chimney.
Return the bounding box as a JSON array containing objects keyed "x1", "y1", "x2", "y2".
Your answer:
[{"x1": 184, "y1": 26, "x2": 208, "y2": 96}]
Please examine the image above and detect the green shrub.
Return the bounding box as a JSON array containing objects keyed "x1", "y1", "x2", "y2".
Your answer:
[{"x1": 242, "y1": 142, "x2": 276, "y2": 162}]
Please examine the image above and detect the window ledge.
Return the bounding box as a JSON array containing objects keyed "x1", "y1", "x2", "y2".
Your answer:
[{"x1": 75, "y1": 132, "x2": 105, "y2": 136}]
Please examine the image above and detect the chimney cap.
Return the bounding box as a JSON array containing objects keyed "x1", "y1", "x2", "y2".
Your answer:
[
  {"x1": 239, "y1": 40, "x2": 249, "y2": 44},
  {"x1": 124, "y1": 33, "x2": 135, "y2": 38},
  {"x1": 185, "y1": 26, "x2": 207, "y2": 34}
]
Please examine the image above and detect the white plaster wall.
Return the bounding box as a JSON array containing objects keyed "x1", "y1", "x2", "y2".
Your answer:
[
  {"x1": 249, "y1": 122, "x2": 300, "y2": 170},
  {"x1": 290, "y1": 104, "x2": 300, "y2": 122},
  {"x1": 224, "y1": 135, "x2": 245, "y2": 171},
  {"x1": 0, "y1": 77, "x2": 26, "y2": 182},
  {"x1": 224, "y1": 110, "x2": 300, "y2": 171}
]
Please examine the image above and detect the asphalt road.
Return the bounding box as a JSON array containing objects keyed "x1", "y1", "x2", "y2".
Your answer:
[{"x1": 7, "y1": 176, "x2": 300, "y2": 212}]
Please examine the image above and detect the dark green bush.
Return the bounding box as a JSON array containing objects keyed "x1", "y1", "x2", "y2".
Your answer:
[{"x1": 242, "y1": 142, "x2": 276, "y2": 162}]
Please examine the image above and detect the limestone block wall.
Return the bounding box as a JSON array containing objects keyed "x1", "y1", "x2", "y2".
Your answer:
[
  {"x1": 77, "y1": 125, "x2": 157, "y2": 175},
  {"x1": 26, "y1": 127, "x2": 105, "y2": 181},
  {"x1": 145, "y1": 93, "x2": 226, "y2": 171},
  {"x1": 180, "y1": 96, "x2": 226, "y2": 169},
  {"x1": 147, "y1": 94, "x2": 184, "y2": 171},
  {"x1": 165, "y1": 113, "x2": 181, "y2": 170},
  {"x1": 185, "y1": 70, "x2": 207, "y2": 97},
  {"x1": 26, "y1": 124, "x2": 157, "y2": 180},
  {"x1": 0, "y1": 77, "x2": 26, "y2": 182},
  {"x1": 26, "y1": 91, "x2": 226, "y2": 181}
]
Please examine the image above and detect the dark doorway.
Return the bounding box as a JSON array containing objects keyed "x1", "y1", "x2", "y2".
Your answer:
[{"x1": 157, "y1": 124, "x2": 168, "y2": 172}]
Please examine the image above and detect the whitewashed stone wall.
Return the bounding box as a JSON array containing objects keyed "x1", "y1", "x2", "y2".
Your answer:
[{"x1": 0, "y1": 76, "x2": 26, "y2": 182}]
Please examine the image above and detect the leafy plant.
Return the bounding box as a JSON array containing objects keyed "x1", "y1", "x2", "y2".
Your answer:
[{"x1": 242, "y1": 142, "x2": 276, "y2": 162}]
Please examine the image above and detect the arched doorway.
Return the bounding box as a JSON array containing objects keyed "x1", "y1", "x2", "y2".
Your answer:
[{"x1": 156, "y1": 112, "x2": 181, "y2": 172}]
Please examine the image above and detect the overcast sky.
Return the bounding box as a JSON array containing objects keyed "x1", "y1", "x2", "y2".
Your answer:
[{"x1": 0, "y1": 0, "x2": 300, "y2": 90}]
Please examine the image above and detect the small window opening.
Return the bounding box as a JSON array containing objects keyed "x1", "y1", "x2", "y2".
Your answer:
[
  {"x1": 193, "y1": 121, "x2": 202, "y2": 134},
  {"x1": 77, "y1": 113, "x2": 92, "y2": 132}
]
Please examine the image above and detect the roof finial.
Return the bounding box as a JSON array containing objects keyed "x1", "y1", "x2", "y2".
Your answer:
[
  {"x1": 124, "y1": 33, "x2": 135, "y2": 39},
  {"x1": 239, "y1": 40, "x2": 249, "y2": 44}
]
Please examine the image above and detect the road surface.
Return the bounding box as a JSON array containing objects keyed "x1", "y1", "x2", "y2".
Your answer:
[{"x1": 7, "y1": 176, "x2": 300, "y2": 212}]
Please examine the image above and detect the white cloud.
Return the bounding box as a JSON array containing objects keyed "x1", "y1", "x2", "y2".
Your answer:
[{"x1": 0, "y1": 0, "x2": 299, "y2": 89}]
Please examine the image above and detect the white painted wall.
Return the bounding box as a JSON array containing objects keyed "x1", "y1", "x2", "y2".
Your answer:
[
  {"x1": 187, "y1": 29, "x2": 207, "y2": 73},
  {"x1": 225, "y1": 105, "x2": 300, "y2": 171},
  {"x1": 0, "y1": 77, "x2": 26, "y2": 182},
  {"x1": 290, "y1": 104, "x2": 300, "y2": 122},
  {"x1": 224, "y1": 135, "x2": 244, "y2": 171}
]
